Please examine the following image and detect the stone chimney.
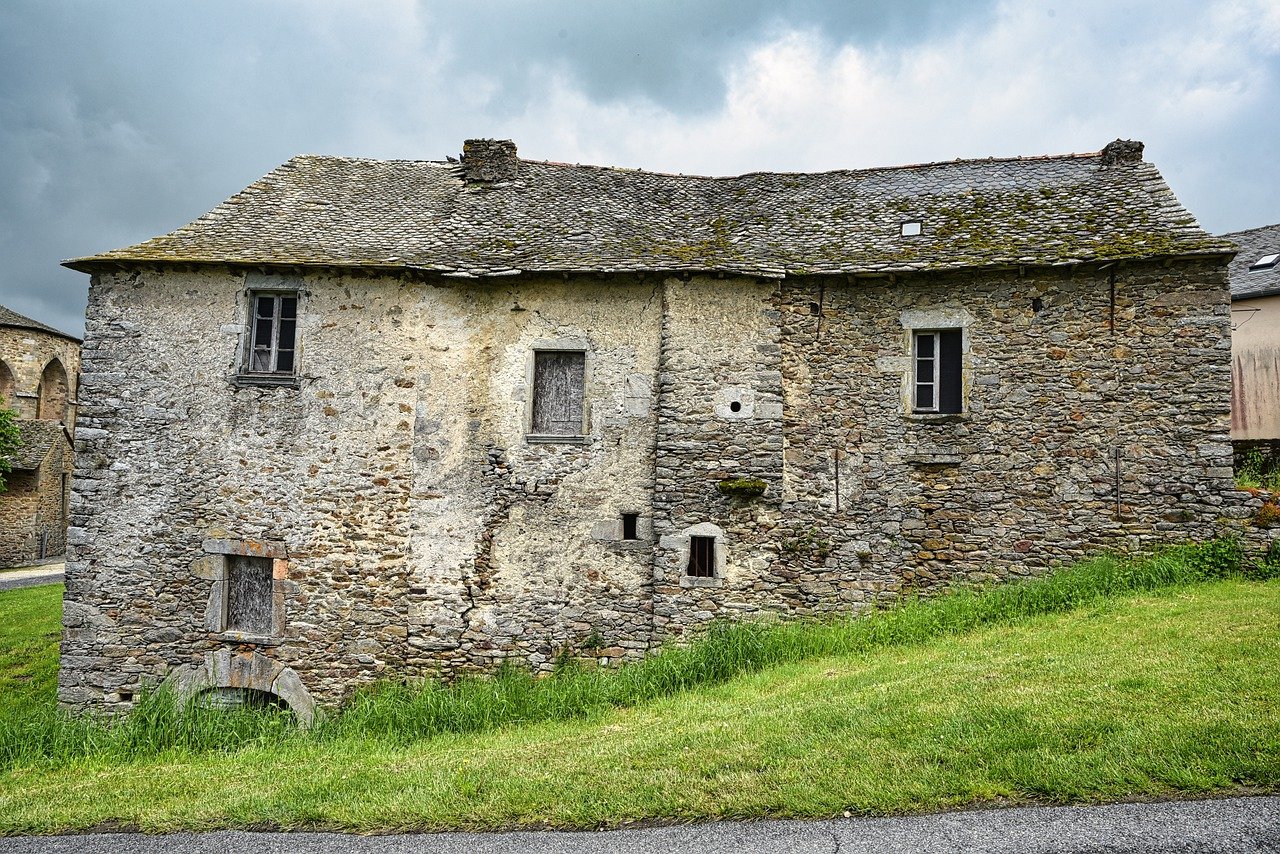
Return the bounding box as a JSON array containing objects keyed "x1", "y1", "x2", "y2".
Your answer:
[
  {"x1": 462, "y1": 138, "x2": 519, "y2": 183},
  {"x1": 1100, "y1": 139, "x2": 1144, "y2": 166}
]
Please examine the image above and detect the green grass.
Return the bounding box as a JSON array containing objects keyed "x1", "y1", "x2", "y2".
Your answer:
[
  {"x1": 0, "y1": 544, "x2": 1277, "y2": 832},
  {"x1": 0, "y1": 584, "x2": 61, "y2": 718},
  {"x1": 1236, "y1": 448, "x2": 1280, "y2": 491}
]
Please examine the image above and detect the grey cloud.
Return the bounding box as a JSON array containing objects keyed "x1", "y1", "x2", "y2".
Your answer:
[{"x1": 435, "y1": 0, "x2": 997, "y2": 113}]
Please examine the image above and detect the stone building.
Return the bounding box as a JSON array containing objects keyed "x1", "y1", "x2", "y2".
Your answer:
[
  {"x1": 59, "y1": 138, "x2": 1242, "y2": 721},
  {"x1": 1225, "y1": 223, "x2": 1280, "y2": 460},
  {"x1": 0, "y1": 305, "x2": 79, "y2": 567}
]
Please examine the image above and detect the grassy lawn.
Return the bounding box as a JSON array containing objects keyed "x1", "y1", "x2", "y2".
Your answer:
[
  {"x1": 0, "y1": 577, "x2": 1276, "y2": 833},
  {"x1": 0, "y1": 584, "x2": 61, "y2": 719}
]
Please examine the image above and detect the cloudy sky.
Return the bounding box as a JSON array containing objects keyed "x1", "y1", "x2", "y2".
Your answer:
[{"x1": 2, "y1": 0, "x2": 1278, "y2": 336}]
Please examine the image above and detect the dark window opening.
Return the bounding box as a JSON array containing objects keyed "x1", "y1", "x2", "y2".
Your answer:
[
  {"x1": 118, "y1": 690, "x2": 134, "y2": 702},
  {"x1": 622, "y1": 513, "x2": 639, "y2": 541},
  {"x1": 687, "y1": 535, "x2": 716, "y2": 577},
  {"x1": 1031, "y1": 297, "x2": 1044, "y2": 313},
  {"x1": 226, "y1": 555, "x2": 273, "y2": 635},
  {"x1": 199, "y1": 687, "x2": 291, "y2": 714},
  {"x1": 913, "y1": 329, "x2": 963, "y2": 414},
  {"x1": 729, "y1": 400, "x2": 742, "y2": 413},
  {"x1": 246, "y1": 293, "x2": 298, "y2": 376},
  {"x1": 531, "y1": 350, "x2": 586, "y2": 436}
]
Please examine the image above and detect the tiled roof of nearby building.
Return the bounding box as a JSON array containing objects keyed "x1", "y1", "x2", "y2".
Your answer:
[
  {"x1": 6, "y1": 420, "x2": 68, "y2": 472},
  {"x1": 1221, "y1": 223, "x2": 1280, "y2": 301},
  {"x1": 65, "y1": 139, "x2": 1234, "y2": 279},
  {"x1": 0, "y1": 305, "x2": 80, "y2": 342}
]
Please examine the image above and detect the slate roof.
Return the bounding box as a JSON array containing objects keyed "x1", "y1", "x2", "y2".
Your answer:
[
  {"x1": 65, "y1": 140, "x2": 1233, "y2": 279},
  {"x1": 6, "y1": 420, "x2": 68, "y2": 472},
  {"x1": 0, "y1": 305, "x2": 80, "y2": 342},
  {"x1": 1221, "y1": 223, "x2": 1280, "y2": 301}
]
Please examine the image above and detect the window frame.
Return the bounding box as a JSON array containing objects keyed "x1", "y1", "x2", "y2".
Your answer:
[
  {"x1": 199, "y1": 538, "x2": 289, "y2": 644},
  {"x1": 239, "y1": 291, "x2": 300, "y2": 385},
  {"x1": 526, "y1": 344, "x2": 588, "y2": 443},
  {"x1": 912, "y1": 328, "x2": 964, "y2": 415}
]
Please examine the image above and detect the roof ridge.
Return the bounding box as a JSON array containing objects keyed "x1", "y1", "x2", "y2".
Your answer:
[{"x1": 1220, "y1": 222, "x2": 1280, "y2": 239}]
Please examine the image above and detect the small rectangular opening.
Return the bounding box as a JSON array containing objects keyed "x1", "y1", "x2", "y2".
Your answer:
[
  {"x1": 226, "y1": 555, "x2": 274, "y2": 635},
  {"x1": 621, "y1": 513, "x2": 639, "y2": 541},
  {"x1": 687, "y1": 536, "x2": 716, "y2": 577}
]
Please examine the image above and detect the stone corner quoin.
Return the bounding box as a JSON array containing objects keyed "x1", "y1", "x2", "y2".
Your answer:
[{"x1": 54, "y1": 138, "x2": 1261, "y2": 718}]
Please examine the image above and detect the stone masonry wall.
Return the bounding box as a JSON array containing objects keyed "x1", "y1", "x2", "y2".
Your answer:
[
  {"x1": 0, "y1": 324, "x2": 80, "y2": 425},
  {"x1": 61, "y1": 267, "x2": 660, "y2": 710},
  {"x1": 60, "y1": 258, "x2": 1246, "y2": 716},
  {"x1": 0, "y1": 440, "x2": 72, "y2": 567},
  {"x1": 772, "y1": 259, "x2": 1243, "y2": 604}
]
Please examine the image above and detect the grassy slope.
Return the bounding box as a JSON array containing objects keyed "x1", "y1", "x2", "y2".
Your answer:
[
  {"x1": 0, "y1": 584, "x2": 61, "y2": 718},
  {"x1": 0, "y1": 580, "x2": 1276, "y2": 833}
]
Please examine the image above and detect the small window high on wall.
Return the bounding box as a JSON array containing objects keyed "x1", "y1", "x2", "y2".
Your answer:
[
  {"x1": 913, "y1": 329, "x2": 963, "y2": 414},
  {"x1": 245, "y1": 293, "x2": 297, "y2": 376},
  {"x1": 530, "y1": 350, "x2": 585, "y2": 438}
]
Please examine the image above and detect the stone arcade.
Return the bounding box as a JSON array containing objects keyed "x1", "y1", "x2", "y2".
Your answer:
[{"x1": 59, "y1": 139, "x2": 1243, "y2": 721}]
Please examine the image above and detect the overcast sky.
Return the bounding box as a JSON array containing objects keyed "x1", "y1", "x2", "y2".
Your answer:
[{"x1": 2, "y1": 0, "x2": 1278, "y2": 336}]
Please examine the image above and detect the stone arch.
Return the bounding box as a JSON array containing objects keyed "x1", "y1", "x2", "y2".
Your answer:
[
  {"x1": 37, "y1": 358, "x2": 69, "y2": 423},
  {"x1": 171, "y1": 650, "x2": 316, "y2": 725},
  {"x1": 0, "y1": 360, "x2": 14, "y2": 409}
]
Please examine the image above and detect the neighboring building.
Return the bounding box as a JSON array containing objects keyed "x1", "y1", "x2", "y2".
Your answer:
[
  {"x1": 58, "y1": 138, "x2": 1242, "y2": 721},
  {"x1": 0, "y1": 305, "x2": 80, "y2": 567},
  {"x1": 1225, "y1": 223, "x2": 1280, "y2": 454}
]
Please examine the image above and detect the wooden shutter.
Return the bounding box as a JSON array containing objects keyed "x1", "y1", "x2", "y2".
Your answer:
[
  {"x1": 938, "y1": 329, "x2": 963, "y2": 414},
  {"x1": 532, "y1": 351, "x2": 585, "y2": 435},
  {"x1": 226, "y1": 556, "x2": 273, "y2": 634}
]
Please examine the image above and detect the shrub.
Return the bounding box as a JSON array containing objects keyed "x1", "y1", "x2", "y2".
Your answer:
[{"x1": 1254, "y1": 502, "x2": 1280, "y2": 528}]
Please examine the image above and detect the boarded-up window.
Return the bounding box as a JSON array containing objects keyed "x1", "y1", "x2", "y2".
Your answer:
[
  {"x1": 531, "y1": 350, "x2": 585, "y2": 435},
  {"x1": 913, "y1": 330, "x2": 963, "y2": 414},
  {"x1": 687, "y1": 536, "x2": 716, "y2": 577},
  {"x1": 246, "y1": 293, "x2": 298, "y2": 375},
  {"x1": 226, "y1": 555, "x2": 273, "y2": 635}
]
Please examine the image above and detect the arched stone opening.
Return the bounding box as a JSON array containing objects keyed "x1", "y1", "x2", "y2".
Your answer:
[
  {"x1": 0, "y1": 360, "x2": 14, "y2": 409},
  {"x1": 37, "y1": 358, "x2": 69, "y2": 423},
  {"x1": 197, "y1": 686, "x2": 293, "y2": 713},
  {"x1": 171, "y1": 650, "x2": 316, "y2": 726}
]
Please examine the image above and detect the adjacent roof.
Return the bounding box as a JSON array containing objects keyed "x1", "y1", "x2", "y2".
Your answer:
[
  {"x1": 65, "y1": 140, "x2": 1234, "y2": 279},
  {"x1": 6, "y1": 420, "x2": 69, "y2": 472},
  {"x1": 1222, "y1": 223, "x2": 1280, "y2": 301},
  {"x1": 0, "y1": 305, "x2": 80, "y2": 343}
]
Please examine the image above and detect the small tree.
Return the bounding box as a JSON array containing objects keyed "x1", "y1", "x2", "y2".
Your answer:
[{"x1": 0, "y1": 407, "x2": 21, "y2": 493}]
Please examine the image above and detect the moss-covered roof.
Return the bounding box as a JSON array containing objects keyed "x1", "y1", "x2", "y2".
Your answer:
[
  {"x1": 7, "y1": 420, "x2": 69, "y2": 472},
  {"x1": 64, "y1": 140, "x2": 1233, "y2": 278}
]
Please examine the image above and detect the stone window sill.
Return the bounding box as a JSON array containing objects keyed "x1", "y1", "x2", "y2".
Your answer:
[
  {"x1": 904, "y1": 453, "x2": 964, "y2": 467},
  {"x1": 905, "y1": 412, "x2": 969, "y2": 424},
  {"x1": 680, "y1": 575, "x2": 723, "y2": 589},
  {"x1": 231, "y1": 373, "x2": 300, "y2": 390},
  {"x1": 526, "y1": 434, "x2": 587, "y2": 445},
  {"x1": 215, "y1": 630, "x2": 281, "y2": 647}
]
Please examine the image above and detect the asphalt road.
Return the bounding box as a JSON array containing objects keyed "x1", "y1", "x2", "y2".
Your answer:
[{"x1": 0, "y1": 796, "x2": 1275, "y2": 853}]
